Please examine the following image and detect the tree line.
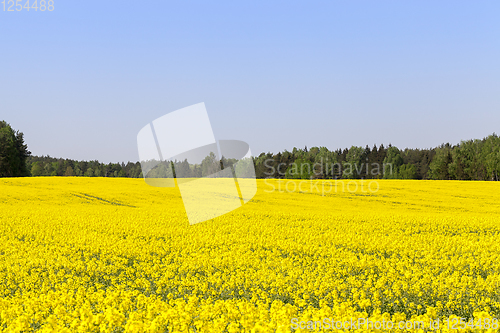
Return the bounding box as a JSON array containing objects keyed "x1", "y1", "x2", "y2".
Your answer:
[
  {"x1": 1, "y1": 120, "x2": 499, "y2": 180},
  {"x1": 28, "y1": 156, "x2": 143, "y2": 178},
  {"x1": 253, "y1": 133, "x2": 499, "y2": 180}
]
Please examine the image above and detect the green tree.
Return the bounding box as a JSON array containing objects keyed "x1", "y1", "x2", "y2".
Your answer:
[
  {"x1": 398, "y1": 164, "x2": 417, "y2": 179},
  {"x1": 0, "y1": 121, "x2": 31, "y2": 177},
  {"x1": 173, "y1": 159, "x2": 192, "y2": 178},
  {"x1": 74, "y1": 163, "x2": 82, "y2": 176},
  {"x1": 314, "y1": 147, "x2": 338, "y2": 179},
  {"x1": 483, "y1": 134, "x2": 500, "y2": 181},
  {"x1": 31, "y1": 162, "x2": 43, "y2": 176},
  {"x1": 233, "y1": 157, "x2": 255, "y2": 178},
  {"x1": 383, "y1": 146, "x2": 403, "y2": 179},
  {"x1": 201, "y1": 152, "x2": 220, "y2": 177},
  {"x1": 64, "y1": 166, "x2": 75, "y2": 176},
  {"x1": 55, "y1": 160, "x2": 64, "y2": 176},
  {"x1": 428, "y1": 145, "x2": 453, "y2": 180},
  {"x1": 343, "y1": 146, "x2": 365, "y2": 179},
  {"x1": 85, "y1": 167, "x2": 94, "y2": 177},
  {"x1": 285, "y1": 158, "x2": 313, "y2": 179},
  {"x1": 51, "y1": 162, "x2": 59, "y2": 176},
  {"x1": 44, "y1": 163, "x2": 53, "y2": 176}
]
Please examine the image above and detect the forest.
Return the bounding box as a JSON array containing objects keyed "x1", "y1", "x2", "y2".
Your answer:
[
  {"x1": 23, "y1": 134, "x2": 500, "y2": 181},
  {"x1": 1, "y1": 121, "x2": 499, "y2": 180}
]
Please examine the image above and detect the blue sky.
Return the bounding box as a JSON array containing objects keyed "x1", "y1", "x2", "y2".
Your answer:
[{"x1": 1, "y1": 1, "x2": 499, "y2": 163}]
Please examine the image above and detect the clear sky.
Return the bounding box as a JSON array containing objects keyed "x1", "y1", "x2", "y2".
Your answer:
[{"x1": 1, "y1": 1, "x2": 499, "y2": 163}]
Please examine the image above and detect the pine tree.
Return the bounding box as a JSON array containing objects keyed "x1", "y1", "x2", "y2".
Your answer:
[{"x1": 0, "y1": 121, "x2": 31, "y2": 177}]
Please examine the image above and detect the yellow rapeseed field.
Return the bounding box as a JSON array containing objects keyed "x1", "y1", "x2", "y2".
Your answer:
[{"x1": 0, "y1": 177, "x2": 499, "y2": 332}]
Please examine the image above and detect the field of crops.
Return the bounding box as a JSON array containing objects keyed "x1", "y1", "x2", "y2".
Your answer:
[{"x1": 0, "y1": 177, "x2": 499, "y2": 332}]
